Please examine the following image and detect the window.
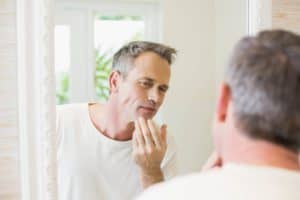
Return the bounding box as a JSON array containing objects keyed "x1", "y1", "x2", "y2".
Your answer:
[
  {"x1": 54, "y1": 2, "x2": 161, "y2": 104},
  {"x1": 55, "y1": 25, "x2": 70, "y2": 104},
  {"x1": 94, "y1": 15, "x2": 145, "y2": 101}
]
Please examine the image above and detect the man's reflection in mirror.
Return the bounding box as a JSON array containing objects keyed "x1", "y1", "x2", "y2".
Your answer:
[{"x1": 56, "y1": 41, "x2": 178, "y2": 200}]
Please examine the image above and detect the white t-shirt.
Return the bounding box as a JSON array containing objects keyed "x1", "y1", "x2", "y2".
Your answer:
[
  {"x1": 56, "y1": 103, "x2": 177, "y2": 200},
  {"x1": 137, "y1": 163, "x2": 300, "y2": 200}
]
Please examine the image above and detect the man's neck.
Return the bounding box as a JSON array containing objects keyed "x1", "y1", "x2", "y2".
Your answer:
[
  {"x1": 222, "y1": 131, "x2": 300, "y2": 171},
  {"x1": 89, "y1": 102, "x2": 134, "y2": 141}
]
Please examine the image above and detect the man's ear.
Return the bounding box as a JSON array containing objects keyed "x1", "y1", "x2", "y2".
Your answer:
[
  {"x1": 109, "y1": 71, "x2": 122, "y2": 93},
  {"x1": 216, "y1": 82, "x2": 231, "y2": 123}
]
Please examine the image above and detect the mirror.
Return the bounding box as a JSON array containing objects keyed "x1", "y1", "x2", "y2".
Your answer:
[
  {"x1": 51, "y1": 0, "x2": 271, "y2": 199},
  {"x1": 7, "y1": 0, "x2": 299, "y2": 199}
]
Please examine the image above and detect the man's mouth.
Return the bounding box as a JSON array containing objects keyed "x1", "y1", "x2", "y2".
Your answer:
[{"x1": 138, "y1": 106, "x2": 157, "y2": 113}]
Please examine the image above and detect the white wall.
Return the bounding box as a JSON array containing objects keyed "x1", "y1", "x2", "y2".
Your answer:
[
  {"x1": 161, "y1": 0, "x2": 249, "y2": 174},
  {"x1": 273, "y1": 0, "x2": 300, "y2": 34},
  {"x1": 215, "y1": 0, "x2": 248, "y2": 85},
  {"x1": 0, "y1": 0, "x2": 20, "y2": 199},
  {"x1": 161, "y1": 0, "x2": 216, "y2": 174}
]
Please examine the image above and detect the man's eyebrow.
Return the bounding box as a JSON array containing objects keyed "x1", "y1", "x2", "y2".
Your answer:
[
  {"x1": 139, "y1": 77, "x2": 154, "y2": 82},
  {"x1": 139, "y1": 77, "x2": 169, "y2": 89}
]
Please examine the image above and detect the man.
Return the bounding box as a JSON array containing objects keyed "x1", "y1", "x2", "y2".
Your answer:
[
  {"x1": 56, "y1": 41, "x2": 178, "y2": 200},
  {"x1": 137, "y1": 30, "x2": 300, "y2": 200}
]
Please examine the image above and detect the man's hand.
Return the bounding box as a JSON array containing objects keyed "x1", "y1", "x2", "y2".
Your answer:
[
  {"x1": 132, "y1": 117, "x2": 167, "y2": 188},
  {"x1": 201, "y1": 151, "x2": 222, "y2": 171}
]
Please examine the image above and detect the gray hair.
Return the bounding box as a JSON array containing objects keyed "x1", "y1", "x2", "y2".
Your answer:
[
  {"x1": 226, "y1": 29, "x2": 300, "y2": 152},
  {"x1": 112, "y1": 41, "x2": 177, "y2": 76}
]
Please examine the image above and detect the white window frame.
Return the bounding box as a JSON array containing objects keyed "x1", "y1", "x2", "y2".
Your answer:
[{"x1": 55, "y1": 1, "x2": 162, "y2": 103}]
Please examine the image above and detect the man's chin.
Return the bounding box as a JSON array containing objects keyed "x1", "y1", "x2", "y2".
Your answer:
[
  {"x1": 125, "y1": 114, "x2": 153, "y2": 123},
  {"x1": 137, "y1": 108, "x2": 157, "y2": 119},
  {"x1": 135, "y1": 112, "x2": 155, "y2": 120}
]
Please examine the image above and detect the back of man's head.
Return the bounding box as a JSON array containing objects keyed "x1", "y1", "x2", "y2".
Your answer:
[{"x1": 225, "y1": 29, "x2": 300, "y2": 152}]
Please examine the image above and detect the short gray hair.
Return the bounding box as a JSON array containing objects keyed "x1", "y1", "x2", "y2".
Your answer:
[
  {"x1": 226, "y1": 29, "x2": 300, "y2": 152},
  {"x1": 112, "y1": 41, "x2": 177, "y2": 76}
]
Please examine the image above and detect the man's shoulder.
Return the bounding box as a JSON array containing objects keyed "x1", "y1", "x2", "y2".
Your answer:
[
  {"x1": 56, "y1": 103, "x2": 89, "y2": 124},
  {"x1": 138, "y1": 164, "x2": 300, "y2": 200},
  {"x1": 137, "y1": 167, "x2": 248, "y2": 200},
  {"x1": 56, "y1": 103, "x2": 87, "y2": 112},
  {"x1": 56, "y1": 103, "x2": 89, "y2": 117},
  {"x1": 137, "y1": 172, "x2": 211, "y2": 199}
]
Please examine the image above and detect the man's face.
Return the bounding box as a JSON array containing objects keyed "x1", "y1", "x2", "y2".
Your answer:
[{"x1": 114, "y1": 52, "x2": 171, "y2": 121}]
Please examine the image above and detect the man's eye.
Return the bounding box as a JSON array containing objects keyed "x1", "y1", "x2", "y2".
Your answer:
[
  {"x1": 159, "y1": 87, "x2": 168, "y2": 93},
  {"x1": 139, "y1": 81, "x2": 152, "y2": 87}
]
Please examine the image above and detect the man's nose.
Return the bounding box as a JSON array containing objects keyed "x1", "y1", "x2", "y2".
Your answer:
[{"x1": 148, "y1": 88, "x2": 161, "y2": 105}]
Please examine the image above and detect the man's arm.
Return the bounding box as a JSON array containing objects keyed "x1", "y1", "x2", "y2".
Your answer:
[
  {"x1": 132, "y1": 117, "x2": 168, "y2": 189},
  {"x1": 138, "y1": 167, "x2": 164, "y2": 189}
]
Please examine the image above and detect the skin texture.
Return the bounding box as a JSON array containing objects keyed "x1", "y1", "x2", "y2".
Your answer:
[{"x1": 89, "y1": 51, "x2": 171, "y2": 188}]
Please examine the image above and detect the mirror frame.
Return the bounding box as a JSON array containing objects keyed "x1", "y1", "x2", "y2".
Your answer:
[{"x1": 17, "y1": 0, "x2": 57, "y2": 199}]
